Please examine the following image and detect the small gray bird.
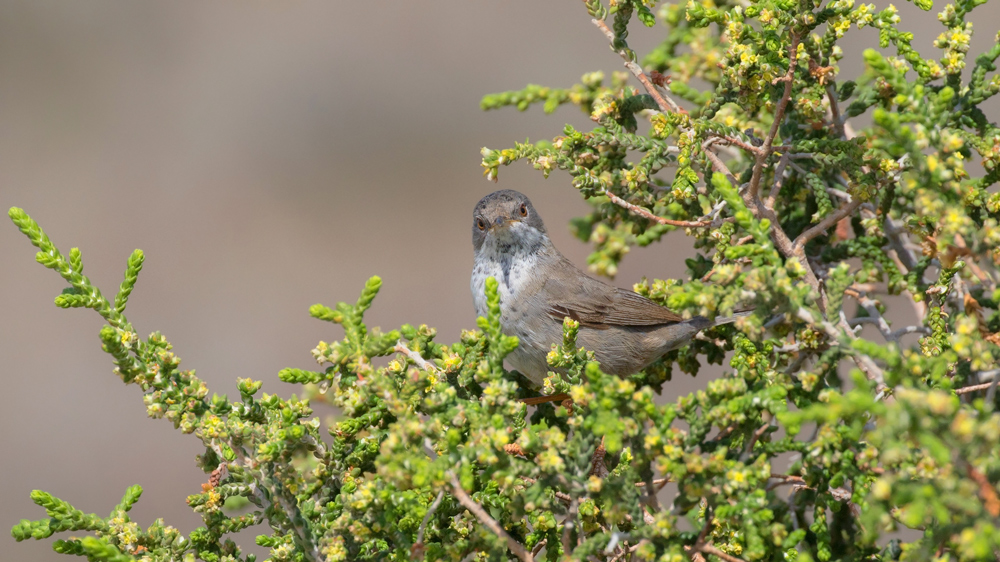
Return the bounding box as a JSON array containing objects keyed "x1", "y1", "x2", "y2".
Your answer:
[{"x1": 471, "y1": 189, "x2": 746, "y2": 386}]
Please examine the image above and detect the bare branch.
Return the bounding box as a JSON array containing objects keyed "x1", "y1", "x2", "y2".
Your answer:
[
  {"x1": 883, "y1": 215, "x2": 920, "y2": 272},
  {"x1": 955, "y1": 381, "x2": 1000, "y2": 395},
  {"x1": 604, "y1": 190, "x2": 714, "y2": 227},
  {"x1": 519, "y1": 393, "x2": 572, "y2": 405},
  {"x1": 966, "y1": 462, "x2": 1000, "y2": 517},
  {"x1": 450, "y1": 473, "x2": 535, "y2": 562},
  {"x1": 699, "y1": 544, "x2": 748, "y2": 562},
  {"x1": 706, "y1": 131, "x2": 762, "y2": 155},
  {"x1": 845, "y1": 288, "x2": 896, "y2": 342},
  {"x1": 888, "y1": 325, "x2": 930, "y2": 339},
  {"x1": 702, "y1": 138, "x2": 742, "y2": 188},
  {"x1": 634, "y1": 478, "x2": 671, "y2": 489},
  {"x1": 741, "y1": 421, "x2": 773, "y2": 462},
  {"x1": 765, "y1": 151, "x2": 791, "y2": 209},
  {"x1": 747, "y1": 33, "x2": 800, "y2": 203},
  {"x1": 797, "y1": 307, "x2": 888, "y2": 392},
  {"x1": 416, "y1": 491, "x2": 445, "y2": 545},
  {"x1": 766, "y1": 474, "x2": 806, "y2": 492},
  {"x1": 590, "y1": 18, "x2": 684, "y2": 114},
  {"x1": 826, "y1": 83, "x2": 846, "y2": 140},
  {"x1": 562, "y1": 497, "x2": 579, "y2": 555},
  {"x1": 793, "y1": 198, "x2": 863, "y2": 254}
]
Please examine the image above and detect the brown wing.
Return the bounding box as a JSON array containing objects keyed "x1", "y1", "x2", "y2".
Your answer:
[{"x1": 543, "y1": 269, "x2": 683, "y2": 329}]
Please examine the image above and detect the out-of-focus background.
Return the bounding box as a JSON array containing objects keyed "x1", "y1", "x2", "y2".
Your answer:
[{"x1": 1, "y1": 2, "x2": 997, "y2": 560}]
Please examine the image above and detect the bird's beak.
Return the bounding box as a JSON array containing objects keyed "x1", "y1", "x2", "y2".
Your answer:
[{"x1": 491, "y1": 217, "x2": 517, "y2": 230}]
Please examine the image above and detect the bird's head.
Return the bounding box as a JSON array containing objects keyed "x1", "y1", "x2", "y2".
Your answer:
[{"x1": 471, "y1": 189, "x2": 548, "y2": 252}]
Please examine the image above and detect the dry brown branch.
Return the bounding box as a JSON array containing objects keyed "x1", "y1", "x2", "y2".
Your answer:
[
  {"x1": 519, "y1": 393, "x2": 572, "y2": 405},
  {"x1": 416, "y1": 491, "x2": 445, "y2": 546},
  {"x1": 590, "y1": 18, "x2": 684, "y2": 114},
  {"x1": 826, "y1": 83, "x2": 846, "y2": 140},
  {"x1": 966, "y1": 464, "x2": 1000, "y2": 517},
  {"x1": 702, "y1": 138, "x2": 742, "y2": 188},
  {"x1": 747, "y1": 33, "x2": 800, "y2": 203},
  {"x1": 707, "y1": 132, "x2": 762, "y2": 155},
  {"x1": 955, "y1": 382, "x2": 998, "y2": 395},
  {"x1": 699, "y1": 544, "x2": 748, "y2": 562},
  {"x1": 610, "y1": 540, "x2": 649, "y2": 562},
  {"x1": 741, "y1": 422, "x2": 772, "y2": 462},
  {"x1": 793, "y1": 198, "x2": 863, "y2": 254},
  {"x1": 604, "y1": 191, "x2": 713, "y2": 227},
  {"x1": 450, "y1": 473, "x2": 535, "y2": 562},
  {"x1": 765, "y1": 151, "x2": 791, "y2": 209},
  {"x1": 635, "y1": 478, "x2": 671, "y2": 489},
  {"x1": 766, "y1": 474, "x2": 806, "y2": 492}
]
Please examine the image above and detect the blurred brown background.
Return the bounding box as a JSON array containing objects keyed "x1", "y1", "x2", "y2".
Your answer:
[{"x1": 1, "y1": 2, "x2": 997, "y2": 560}]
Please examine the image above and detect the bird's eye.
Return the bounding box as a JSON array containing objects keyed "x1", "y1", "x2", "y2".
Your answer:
[
  {"x1": 476, "y1": 218, "x2": 486, "y2": 231},
  {"x1": 519, "y1": 204, "x2": 528, "y2": 217}
]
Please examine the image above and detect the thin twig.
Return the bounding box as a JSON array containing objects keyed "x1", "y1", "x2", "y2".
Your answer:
[
  {"x1": 797, "y1": 307, "x2": 888, "y2": 392},
  {"x1": 766, "y1": 474, "x2": 806, "y2": 492},
  {"x1": 825, "y1": 83, "x2": 846, "y2": 140},
  {"x1": 765, "y1": 151, "x2": 791, "y2": 209},
  {"x1": 394, "y1": 341, "x2": 439, "y2": 372},
  {"x1": 518, "y1": 476, "x2": 574, "y2": 504},
  {"x1": 604, "y1": 191, "x2": 713, "y2": 227},
  {"x1": 888, "y1": 325, "x2": 930, "y2": 339},
  {"x1": 706, "y1": 131, "x2": 762, "y2": 155},
  {"x1": 691, "y1": 506, "x2": 749, "y2": 561},
  {"x1": 450, "y1": 473, "x2": 535, "y2": 562},
  {"x1": 699, "y1": 544, "x2": 748, "y2": 562},
  {"x1": 826, "y1": 187, "x2": 852, "y2": 201},
  {"x1": 741, "y1": 421, "x2": 773, "y2": 462},
  {"x1": 844, "y1": 288, "x2": 895, "y2": 342},
  {"x1": 965, "y1": 462, "x2": 1000, "y2": 517},
  {"x1": 590, "y1": 18, "x2": 684, "y2": 114},
  {"x1": 956, "y1": 382, "x2": 1000, "y2": 395},
  {"x1": 747, "y1": 33, "x2": 800, "y2": 203},
  {"x1": 562, "y1": 497, "x2": 579, "y2": 555},
  {"x1": 702, "y1": 138, "x2": 742, "y2": 188},
  {"x1": 416, "y1": 491, "x2": 445, "y2": 545},
  {"x1": 634, "y1": 478, "x2": 671, "y2": 489},
  {"x1": 609, "y1": 539, "x2": 648, "y2": 562},
  {"x1": 792, "y1": 198, "x2": 863, "y2": 254},
  {"x1": 519, "y1": 393, "x2": 571, "y2": 405}
]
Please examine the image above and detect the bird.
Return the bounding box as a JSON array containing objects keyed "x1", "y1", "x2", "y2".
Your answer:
[{"x1": 470, "y1": 189, "x2": 748, "y2": 386}]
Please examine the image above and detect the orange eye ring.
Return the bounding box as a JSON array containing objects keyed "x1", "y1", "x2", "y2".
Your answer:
[
  {"x1": 476, "y1": 218, "x2": 486, "y2": 231},
  {"x1": 519, "y1": 204, "x2": 528, "y2": 217}
]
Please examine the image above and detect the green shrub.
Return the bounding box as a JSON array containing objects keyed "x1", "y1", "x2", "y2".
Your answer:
[{"x1": 9, "y1": 0, "x2": 1000, "y2": 560}]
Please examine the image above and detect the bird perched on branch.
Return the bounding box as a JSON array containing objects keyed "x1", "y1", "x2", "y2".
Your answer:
[{"x1": 471, "y1": 189, "x2": 748, "y2": 385}]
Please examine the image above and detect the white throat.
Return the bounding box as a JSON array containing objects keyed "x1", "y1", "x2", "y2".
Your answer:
[{"x1": 471, "y1": 223, "x2": 548, "y2": 319}]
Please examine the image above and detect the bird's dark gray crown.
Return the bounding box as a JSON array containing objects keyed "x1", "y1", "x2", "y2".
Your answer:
[{"x1": 471, "y1": 190, "x2": 547, "y2": 251}]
